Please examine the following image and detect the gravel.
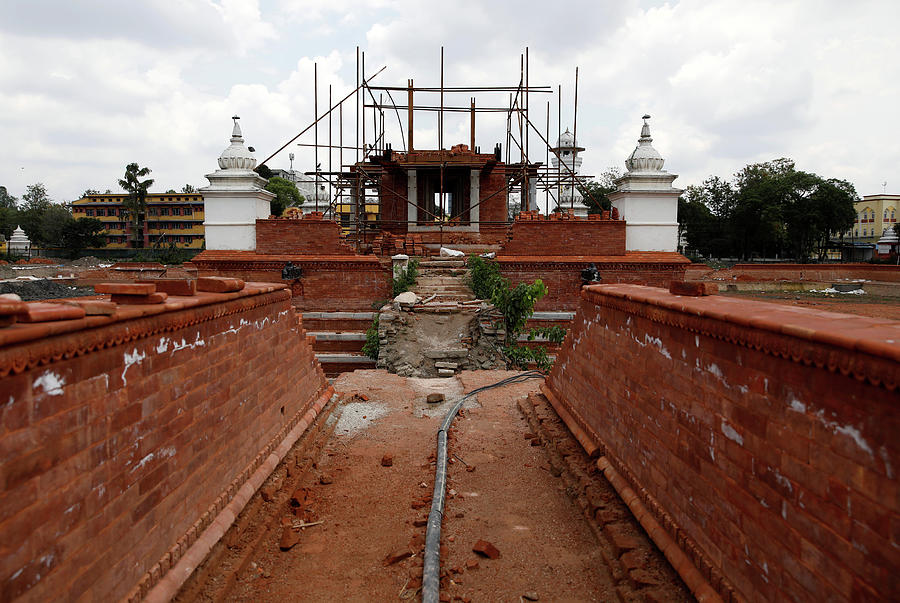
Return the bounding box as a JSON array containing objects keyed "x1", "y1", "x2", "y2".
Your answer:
[
  {"x1": 333, "y1": 402, "x2": 390, "y2": 437},
  {"x1": 0, "y1": 280, "x2": 95, "y2": 301}
]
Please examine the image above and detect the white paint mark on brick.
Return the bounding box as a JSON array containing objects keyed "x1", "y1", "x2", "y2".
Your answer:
[
  {"x1": 814, "y1": 409, "x2": 873, "y2": 457},
  {"x1": 788, "y1": 397, "x2": 806, "y2": 413},
  {"x1": 709, "y1": 432, "x2": 716, "y2": 461},
  {"x1": 721, "y1": 419, "x2": 744, "y2": 445},
  {"x1": 774, "y1": 470, "x2": 793, "y2": 493},
  {"x1": 33, "y1": 371, "x2": 65, "y2": 396},
  {"x1": 880, "y1": 446, "x2": 894, "y2": 479},
  {"x1": 781, "y1": 500, "x2": 787, "y2": 519},
  {"x1": 172, "y1": 333, "x2": 206, "y2": 352},
  {"x1": 156, "y1": 337, "x2": 169, "y2": 354},
  {"x1": 643, "y1": 334, "x2": 672, "y2": 359},
  {"x1": 122, "y1": 348, "x2": 146, "y2": 387},
  {"x1": 5, "y1": 395, "x2": 13, "y2": 407},
  {"x1": 695, "y1": 335, "x2": 700, "y2": 347}
]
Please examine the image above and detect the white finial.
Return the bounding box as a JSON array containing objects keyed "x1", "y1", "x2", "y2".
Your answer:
[
  {"x1": 231, "y1": 115, "x2": 243, "y2": 140},
  {"x1": 218, "y1": 115, "x2": 256, "y2": 170},
  {"x1": 625, "y1": 114, "x2": 664, "y2": 173}
]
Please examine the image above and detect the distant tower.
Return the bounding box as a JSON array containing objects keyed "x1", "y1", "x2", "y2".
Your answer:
[
  {"x1": 200, "y1": 116, "x2": 275, "y2": 251},
  {"x1": 608, "y1": 115, "x2": 681, "y2": 251},
  {"x1": 550, "y1": 129, "x2": 587, "y2": 216}
]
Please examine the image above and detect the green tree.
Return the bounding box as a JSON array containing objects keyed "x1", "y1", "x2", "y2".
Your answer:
[
  {"x1": 0, "y1": 186, "x2": 19, "y2": 239},
  {"x1": 39, "y1": 204, "x2": 74, "y2": 248},
  {"x1": 181, "y1": 184, "x2": 196, "y2": 193},
  {"x1": 0, "y1": 186, "x2": 18, "y2": 209},
  {"x1": 255, "y1": 164, "x2": 274, "y2": 180},
  {"x1": 81, "y1": 189, "x2": 100, "y2": 198},
  {"x1": 118, "y1": 163, "x2": 154, "y2": 248},
  {"x1": 61, "y1": 218, "x2": 107, "y2": 258},
  {"x1": 578, "y1": 168, "x2": 620, "y2": 214},
  {"x1": 18, "y1": 183, "x2": 54, "y2": 244},
  {"x1": 264, "y1": 176, "x2": 304, "y2": 217}
]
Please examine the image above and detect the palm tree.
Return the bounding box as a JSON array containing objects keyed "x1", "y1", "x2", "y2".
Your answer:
[{"x1": 118, "y1": 163, "x2": 154, "y2": 248}]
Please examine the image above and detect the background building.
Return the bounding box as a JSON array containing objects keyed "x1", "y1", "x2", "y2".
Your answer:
[
  {"x1": 849, "y1": 193, "x2": 898, "y2": 243},
  {"x1": 71, "y1": 193, "x2": 205, "y2": 249}
]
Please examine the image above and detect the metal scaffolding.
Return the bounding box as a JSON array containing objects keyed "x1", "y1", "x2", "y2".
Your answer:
[{"x1": 259, "y1": 47, "x2": 601, "y2": 253}]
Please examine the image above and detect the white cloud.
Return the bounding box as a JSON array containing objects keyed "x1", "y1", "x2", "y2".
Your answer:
[{"x1": 0, "y1": 0, "x2": 898, "y2": 203}]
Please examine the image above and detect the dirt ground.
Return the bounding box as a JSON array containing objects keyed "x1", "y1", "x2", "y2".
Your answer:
[
  {"x1": 179, "y1": 370, "x2": 690, "y2": 602},
  {"x1": 721, "y1": 289, "x2": 900, "y2": 320}
]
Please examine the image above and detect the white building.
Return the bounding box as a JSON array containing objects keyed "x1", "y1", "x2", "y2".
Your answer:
[
  {"x1": 8, "y1": 225, "x2": 32, "y2": 257},
  {"x1": 200, "y1": 116, "x2": 275, "y2": 251},
  {"x1": 269, "y1": 169, "x2": 333, "y2": 216},
  {"x1": 608, "y1": 115, "x2": 681, "y2": 252},
  {"x1": 550, "y1": 129, "x2": 586, "y2": 217}
]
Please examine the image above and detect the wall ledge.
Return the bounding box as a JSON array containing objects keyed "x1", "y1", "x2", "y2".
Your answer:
[{"x1": 584, "y1": 284, "x2": 900, "y2": 390}]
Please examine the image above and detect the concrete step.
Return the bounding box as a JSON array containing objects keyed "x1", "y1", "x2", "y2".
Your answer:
[
  {"x1": 416, "y1": 276, "x2": 469, "y2": 285},
  {"x1": 302, "y1": 311, "x2": 376, "y2": 332},
  {"x1": 307, "y1": 331, "x2": 367, "y2": 353},
  {"x1": 315, "y1": 353, "x2": 376, "y2": 377},
  {"x1": 419, "y1": 260, "x2": 466, "y2": 268}
]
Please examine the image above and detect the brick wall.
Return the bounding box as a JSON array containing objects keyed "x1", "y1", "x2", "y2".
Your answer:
[
  {"x1": 190, "y1": 251, "x2": 391, "y2": 311},
  {"x1": 0, "y1": 286, "x2": 330, "y2": 602},
  {"x1": 255, "y1": 217, "x2": 354, "y2": 255},
  {"x1": 478, "y1": 167, "x2": 508, "y2": 224},
  {"x1": 501, "y1": 217, "x2": 626, "y2": 256},
  {"x1": 497, "y1": 254, "x2": 689, "y2": 310},
  {"x1": 545, "y1": 284, "x2": 900, "y2": 602},
  {"x1": 710, "y1": 263, "x2": 900, "y2": 283}
]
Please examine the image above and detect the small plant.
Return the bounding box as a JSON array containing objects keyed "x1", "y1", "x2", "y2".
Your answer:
[
  {"x1": 467, "y1": 254, "x2": 502, "y2": 300},
  {"x1": 491, "y1": 279, "x2": 548, "y2": 347},
  {"x1": 527, "y1": 325, "x2": 567, "y2": 345},
  {"x1": 392, "y1": 258, "x2": 420, "y2": 296},
  {"x1": 503, "y1": 344, "x2": 554, "y2": 372},
  {"x1": 362, "y1": 316, "x2": 380, "y2": 360}
]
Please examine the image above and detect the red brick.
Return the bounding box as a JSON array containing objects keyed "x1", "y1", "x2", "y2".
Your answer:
[
  {"x1": 197, "y1": 276, "x2": 245, "y2": 293},
  {"x1": 137, "y1": 279, "x2": 196, "y2": 296},
  {"x1": 95, "y1": 282, "x2": 156, "y2": 295},
  {"x1": 668, "y1": 280, "x2": 718, "y2": 296}
]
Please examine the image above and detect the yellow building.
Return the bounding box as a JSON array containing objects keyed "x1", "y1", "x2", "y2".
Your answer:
[
  {"x1": 71, "y1": 193, "x2": 205, "y2": 249},
  {"x1": 849, "y1": 193, "x2": 898, "y2": 243}
]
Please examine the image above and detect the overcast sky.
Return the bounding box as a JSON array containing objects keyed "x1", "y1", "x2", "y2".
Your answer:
[{"x1": 1, "y1": 0, "x2": 897, "y2": 204}]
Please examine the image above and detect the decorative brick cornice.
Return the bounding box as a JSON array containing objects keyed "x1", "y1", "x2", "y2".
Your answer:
[
  {"x1": 0, "y1": 289, "x2": 290, "y2": 378},
  {"x1": 583, "y1": 284, "x2": 900, "y2": 391}
]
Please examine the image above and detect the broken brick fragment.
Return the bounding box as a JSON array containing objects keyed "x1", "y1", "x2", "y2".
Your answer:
[
  {"x1": 464, "y1": 558, "x2": 479, "y2": 570},
  {"x1": 381, "y1": 453, "x2": 393, "y2": 467},
  {"x1": 278, "y1": 527, "x2": 301, "y2": 551},
  {"x1": 62, "y1": 299, "x2": 116, "y2": 316},
  {"x1": 138, "y1": 278, "x2": 196, "y2": 296},
  {"x1": 197, "y1": 276, "x2": 245, "y2": 293},
  {"x1": 16, "y1": 302, "x2": 86, "y2": 323},
  {"x1": 110, "y1": 292, "x2": 168, "y2": 305},
  {"x1": 383, "y1": 549, "x2": 412, "y2": 566},
  {"x1": 668, "y1": 280, "x2": 718, "y2": 297},
  {"x1": 472, "y1": 540, "x2": 500, "y2": 559},
  {"x1": 95, "y1": 282, "x2": 156, "y2": 295}
]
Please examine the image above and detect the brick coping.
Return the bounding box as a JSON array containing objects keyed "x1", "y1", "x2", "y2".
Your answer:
[
  {"x1": 584, "y1": 284, "x2": 900, "y2": 387},
  {"x1": 0, "y1": 283, "x2": 289, "y2": 377},
  {"x1": 192, "y1": 251, "x2": 382, "y2": 263},
  {"x1": 495, "y1": 252, "x2": 690, "y2": 264}
]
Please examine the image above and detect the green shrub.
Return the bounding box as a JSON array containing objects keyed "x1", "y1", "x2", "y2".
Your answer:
[
  {"x1": 467, "y1": 254, "x2": 502, "y2": 300},
  {"x1": 362, "y1": 316, "x2": 379, "y2": 360},
  {"x1": 392, "y1": 258, "x2": 420, "y2": 296}
]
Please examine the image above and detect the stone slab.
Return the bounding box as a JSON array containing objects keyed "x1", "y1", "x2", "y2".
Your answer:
[{"x1": 424, "y1": 349, "x2": 468, "y2": 359}]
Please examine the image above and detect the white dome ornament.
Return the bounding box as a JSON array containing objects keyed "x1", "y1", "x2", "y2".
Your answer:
[
  {"x1": 217, "y1": 115, "x2": 258, "y2": 171},
  {"x1": 625, "y1": 115, "x2": 665, "y2": 173}
]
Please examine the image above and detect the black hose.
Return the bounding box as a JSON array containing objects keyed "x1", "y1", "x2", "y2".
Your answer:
[{"x1": 421, "y1": 371, "x2": 545, "y2": 603}]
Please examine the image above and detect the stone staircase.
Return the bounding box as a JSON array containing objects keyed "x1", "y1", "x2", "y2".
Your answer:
[
  {"x1": 412, "y1": 256, "x2": 475, "y2": 302},
  {"x1": 302, "y1": 311, "x2": 377, "y2": 377}
]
